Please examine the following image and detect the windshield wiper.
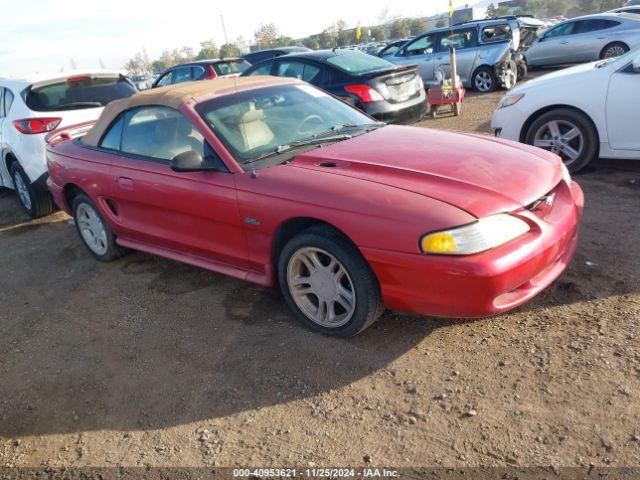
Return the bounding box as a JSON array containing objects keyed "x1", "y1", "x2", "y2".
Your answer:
[
  {"x1": 312, "y1": 122, "x2": 386, "y2": 139},
  {"x1": 245, "y1": 134, "x2": 353, "y2": 165}
]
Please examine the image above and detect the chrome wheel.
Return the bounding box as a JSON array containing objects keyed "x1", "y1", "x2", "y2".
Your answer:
[
  {"x1": 76, "y1": 203, "x2": 108, "y2": 256},
  {"x1": 286, "y1": 247, "x2": 356, "y2": 328},
  {"x1": 13, "y1": 171, "x2": 32, "y2": 211},
  {"x1": 533, "y1": 120, "x2": 584, "y2": 167},
  {"x1": 604, "y1": 45, "x2": 627, "y2": 58},
  {"x1": 474, "y1": 71, "x2": 493, "y2": 92}
]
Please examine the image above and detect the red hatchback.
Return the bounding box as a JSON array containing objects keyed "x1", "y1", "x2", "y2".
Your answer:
[{"x1": 46, "y1": 77, "x2": 584, "y2": 336}]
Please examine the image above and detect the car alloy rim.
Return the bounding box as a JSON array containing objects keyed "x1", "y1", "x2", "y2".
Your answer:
[
  {"x1": 533, "y1": 120, "x2": 584, "y2": 167},
  {"x1": 13, "y1": 172, "x2": 32, "y2": 211},
  {"x1": 76, "y1": 203, "x2": 108, "y2": 255},
  {"x1": 287, "y1": 247, "x2": 356, "y2": 328},
  {"x1": 605, "y1": 45, "x2": 626, "y2": 58},
  {"x1": 475, "y1": 71, "x2": 492, "y2": 92}
]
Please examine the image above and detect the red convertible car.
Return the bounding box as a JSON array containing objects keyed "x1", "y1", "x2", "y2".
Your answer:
[{"x1": 46, "y1": 77, "x2": 584, "y2": 336}]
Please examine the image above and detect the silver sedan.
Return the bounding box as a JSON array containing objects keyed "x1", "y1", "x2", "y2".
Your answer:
[{"x1": 526, "y1": 13, "x2": 640, "y2": 67}]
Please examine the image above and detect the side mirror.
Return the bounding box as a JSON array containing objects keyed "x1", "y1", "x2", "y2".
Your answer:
[{"x1": 170, "y1": 150, "x2": 222, "y2": 172}]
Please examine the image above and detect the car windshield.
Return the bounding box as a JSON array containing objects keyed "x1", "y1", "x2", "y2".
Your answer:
[
  {"x1": 326, "y1": 52, "x2": 395, "y2": 74},
  {"x1": 213, "y1": 60, "x2": 250, "y2": 76},
  {"x1": 196, "y1": 83, "x2": 379, "y2": 166},
  {"x1": 25, "y1": 75, "x2": 136, "y2": 112}
]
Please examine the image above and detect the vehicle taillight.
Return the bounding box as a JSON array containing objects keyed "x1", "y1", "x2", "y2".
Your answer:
[
  {"x1": 344, "y1": 84, "x2": 384, "y2": 103},
  {"x1": 66, "y1": 75, "x2": 91, "y2": 83},
  {"x1": 13, "y1": 118, "x2": 62, "y2": 134}
]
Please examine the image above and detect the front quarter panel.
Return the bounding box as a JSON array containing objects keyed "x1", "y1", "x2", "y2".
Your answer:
[{"x1": 234, "y1": 163, "x2": 476, "y2": 268}]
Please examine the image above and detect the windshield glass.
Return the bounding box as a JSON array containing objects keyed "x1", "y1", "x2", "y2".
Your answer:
[
  {"x1": 326, "y1": 52, "x2": 395, "y2": 74},
  {"x1": 196, "y1": 84, "x2": 376, "y2": 165},
  {"x1": 26, "y1": 75, "x2": 136, "y2": 112},
  {"x1": 213, "y1": 60, "x2": 250, "y2": 76}
]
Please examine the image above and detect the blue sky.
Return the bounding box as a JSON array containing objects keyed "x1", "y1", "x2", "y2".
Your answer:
[{"x1": 2, "y1": 0, "x2": 476, "y2": 76}]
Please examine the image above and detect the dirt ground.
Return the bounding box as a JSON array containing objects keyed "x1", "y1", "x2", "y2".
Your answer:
[{"x1": 1, "y1": 82, "x2": 639, "y2": 473}]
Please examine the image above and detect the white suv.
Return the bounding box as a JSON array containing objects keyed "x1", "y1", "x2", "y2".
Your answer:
[{"x1": 0, "y1": 71, "x2": 136, "y2": 217}]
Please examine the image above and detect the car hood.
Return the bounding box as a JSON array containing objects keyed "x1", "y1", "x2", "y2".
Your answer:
[
  {"x1": 514, "y1": 61, "x2": 599, "y2": 92},
  {"x1": 291, "y1": 126, "x2": 562, "y2": 218}
]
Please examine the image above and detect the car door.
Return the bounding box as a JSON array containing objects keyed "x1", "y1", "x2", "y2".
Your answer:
[
  {"x1": 528, "y1": 21, "x2": 578, "y2": 66},
  {"x1": 102, "y1": 106, "x2": 249, "y2": 268},
  {"x1": 571, "y1": 20, "x2": 622, "y2": 62},
  {"x1": 393, "y1": 34, "x2": 437, "y2": 87},
  {"x1": 434, "y1": 28, "x2": 479, "y2": 86},
  {"x1": 606, "y1": 58, "x2": 640, "y2": 151}
]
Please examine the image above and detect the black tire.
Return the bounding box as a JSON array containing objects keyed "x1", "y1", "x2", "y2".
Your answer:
[
  {"x1": 471, "y1": 66, "x2": 498, "y2": 93},
  {"x1": 72, "y1": 193, "x2": 126, "y2": 262},
  {"x1": 525, "y1": 108, "x2": 598, "y2": 173},
  {"x1": 600, "y1": 42, "x2": 629, "y2": 60},
  {"x1": 10, "y1": 162, "x2": 54, "y2": 218},
  {"x1": 278, "y1": 225, "x2": 384, "y2": 337},
  {"x1": 517, "y1": 61, "x2": 528, "y2": 81}
]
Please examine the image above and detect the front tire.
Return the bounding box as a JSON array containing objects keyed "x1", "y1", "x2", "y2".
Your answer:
[
  {"x1": 472, "y1": 66, "x2": 497, "y2": 93},
  {"x1": 278, "y1": 225, "x2": 383, "y2": 337},
  {"x1": 525, "y1": 108, "x2": 598, "y2": 173},
  {"x1": 72, "y1": 194, "x2": 125, "y2": 262},
  {"x1": 600, "y1": 42, "x2": 629, "y2": 60},
  {"x1": 10, "y1": 163, "x2": 54, "y2": 218}
]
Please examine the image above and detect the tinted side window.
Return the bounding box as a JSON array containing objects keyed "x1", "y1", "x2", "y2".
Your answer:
[
  {"x1": 5, "y1": 89, "x2": 14, "y2": 115},
  {"x1": 121, "y1": 107, "x2": 206, "y2": 161},
  {"x1": 576, "y1": 19, "x2": 620, "y2": 34},
  {"x1": 404, "y1": 35, "x2": 435, "y2": 56},
  {"x1": 174, "y1": 67, "x2": 192, "y2": 84},
  {"x1": 192, "y1": 66, "x2": 207, "y2": 80},
  {"x1": 545, "y1": 22, "x2": 576, "y2": 39},
  {"x1": 439, "y1": 29, "x2": 476, "y2": 51},
  {"x1": 246, "y1": 62, "x2": 274, "y2": 76},
  {"x1": 156, "y1": 72, "x2": 173, "y2": 87},
  {"x1": 100, "y1": 116, "x2": 124, "y2": 150}
]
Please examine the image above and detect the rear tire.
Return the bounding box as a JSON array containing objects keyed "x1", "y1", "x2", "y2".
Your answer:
[
  {"x1": 72, "y1": 193, "x2": 126, "y2": 262},
  {"x1": 278, "y1": 225, "x2": 384, "y2": 337},
  {"x1": 472, "y1": 66, "x2": 498, "y2": 93},
  {"x1": 10, "y1": 162, "x2": 54, "y2": 218},
  {"x1": 600, "y1": 42, "x2": 629, "y2": 59},
  {"x1": 525, "y1": 108, "x2": 598, "y2": 173}
]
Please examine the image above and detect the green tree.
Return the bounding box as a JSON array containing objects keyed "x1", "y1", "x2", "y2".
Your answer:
[
  {"x1": 369, "y1": 26, "x2": 387, "y2": 42},
  {"x1": 409, "y1": 18, "x2": 426, "y2": 36},
  {"x1": 196, "y1": 40, "x2": 219, "y2": 60},
  {"x1": 254, "y1": 23, "x2": 280, "y2": 49},
  {"x1": 302, "y1": 37, "x2": 320, "y2": 50},
  {"x1": 389, "y1": 19, "x2": 410, "y2": 40},
  {"x1": 220, "y1": 43, "x2": 241, "y2": 57}
]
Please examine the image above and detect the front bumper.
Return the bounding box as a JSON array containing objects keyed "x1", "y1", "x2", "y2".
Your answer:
[
  {"x1": 362, "y1": 180, "x2": 584, "y2": 318},
  {"x1": 491, "y1": 104, "x2": 527, "y2": 141}
]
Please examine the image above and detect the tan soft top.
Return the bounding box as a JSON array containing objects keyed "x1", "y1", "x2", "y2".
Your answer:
[{"x1": 82, "y1": 76, "x2": 296, "y2": 147}]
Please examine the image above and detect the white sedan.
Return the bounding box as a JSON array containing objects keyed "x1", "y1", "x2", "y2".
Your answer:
[{"x1": 492, "y1": 47, "x2": 640, "y2": 172}]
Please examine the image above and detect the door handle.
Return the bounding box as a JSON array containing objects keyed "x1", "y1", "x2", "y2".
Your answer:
[
  {"x1": 560, "y1": 41, "x2": 569, "y2": 44},
  {"x1": 117, "y1": 177, "x2": 134, "y2": 190}
]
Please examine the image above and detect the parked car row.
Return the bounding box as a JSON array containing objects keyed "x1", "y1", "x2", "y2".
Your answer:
[{"x1": 43, "y1": 77, "x2": 584, "y2": 336}]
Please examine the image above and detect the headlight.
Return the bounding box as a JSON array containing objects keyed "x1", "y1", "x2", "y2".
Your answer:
[
  {"x1": 561, "y1": 163, "x2": 572, "y2": 184},
  {"x1": 499, "y1": 93, "x2": 525, "y2": 109},
  {"x1": 420, "y1": 214, "x2": 530, "y2": 255}
]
